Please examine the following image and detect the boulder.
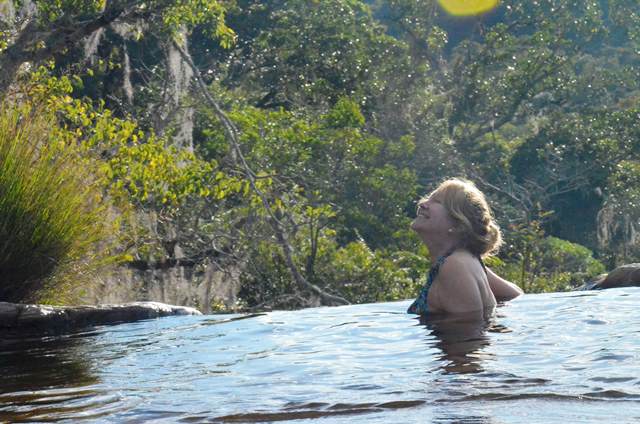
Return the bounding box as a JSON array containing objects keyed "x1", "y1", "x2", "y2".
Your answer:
[
  {"x1": 0, "y1": 301, "x2": 201, "y2": 337},
  {"x1": 598, "y1": 263, "x2": 640, "y2": 289},
  {"x1": 578, "y1": 263, "x2": 640, "y2": 290}
]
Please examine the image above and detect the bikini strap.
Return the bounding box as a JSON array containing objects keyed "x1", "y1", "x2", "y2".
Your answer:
[
  {"x1": 407, "y1": 247, "x2": 458, "y2": 315},
  {"x1": 428, "y1": 246, "x2": 458, "y2": 283}
]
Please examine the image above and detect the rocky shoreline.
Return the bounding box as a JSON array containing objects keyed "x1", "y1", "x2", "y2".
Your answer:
[
  {"x1": 578, "y1": 263, "x2": 640, "y2": 290},
  {"x1": 0, "y1": 301, "x2": 201, "y2": 337},
  {"x1": 1, "y1": 264, "x2": 638, "y2": 338}
]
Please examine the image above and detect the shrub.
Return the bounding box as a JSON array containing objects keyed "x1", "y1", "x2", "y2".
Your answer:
[
  {"x1": 0, "y1": 105, "x2": 116, "y2": 303},
  {"x1": 494, "y1": 235, "x2": 605, "y2": 293},
  {"x1": 237, "y1": 228, "x2": 430, "y2": 309},
  {"x1": 324, "y1": 241, "x2": 427, "y2": 303},
  {"x1": 539, "y1": 236, "x2": 606, "y2": 276}
]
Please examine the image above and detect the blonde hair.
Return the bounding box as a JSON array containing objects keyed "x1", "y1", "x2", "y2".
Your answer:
[{"x1": 427, "y1": 178, "x2": 502, "y2": 257}]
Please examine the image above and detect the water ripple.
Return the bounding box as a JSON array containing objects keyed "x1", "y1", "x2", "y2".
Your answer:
[{"x1": 1, "y1": 288, "x2": 639, "y2": 422}]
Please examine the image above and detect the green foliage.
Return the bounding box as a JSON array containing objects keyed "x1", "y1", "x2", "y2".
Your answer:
[
  {"x1": 205, "y1": 0, "x2": 418, "y2": 113},
  {"x1": 5, "y1": 0, "x2": 640, "y2": 309},
  {"x1": 608, "y1": 160, "x2": 640, "y2": 212},
  {"x1": 28, "y1": 68, "x2": 219, "y2": 210},
  {"x1": 0, "y1": 29, "x2": 8, "y2": 52},
  {"x1": 238, "y1": 228, "x2": 429, "y2": 308},
  {"x1": 323, "y1": 241, "x2": 427, "y2": 303},
  {"x1": 206, "y1": 94, "x2": 422, "y2": 307},
  {"x1": 162, "y1": 0, "x2": 236, "y2": 46},
  {"x1": 238, "y1": 240, "x2": 296, "y2": 309},
  {"x1": 500, "y1": 219, "x2": 548, "y2": 292},
  {"x1": 33, "y1": 0, "x2": 105, "y2": 22},
  {"x1": 498, "y1": 221, "x2": 605, "y2": 293},
  {"x1": 24, "y1": 0, "x2": 235, "y2": 40},
  {"x1": 540, "y1": 237, "x2": 605, "y2": 277},
  {"x1": 496, "y1": 262, "x2": 575, "y2": 294},
  {"x1": 0, "y1": 104, "x2": 117, "y2": 303},
  {"x1": 197, "y1": 97, "x2": 418, "y2": 249},
  {"x1": 599, "y1": 158, "x2": 640, "y2": 264},
  {"x1": 0, "y1": 69, "x2": 243, "y2": 303},
  {"x1": 323, "y1": 97, "x2": 365, "y2": 128}
]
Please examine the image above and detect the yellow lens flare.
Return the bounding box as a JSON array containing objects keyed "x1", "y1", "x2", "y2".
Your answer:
[{"x1": 437, "y1": 0, "x2": 500, "y2": 16}]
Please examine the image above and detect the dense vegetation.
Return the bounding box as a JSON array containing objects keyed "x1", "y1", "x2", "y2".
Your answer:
[{"x1": 1, "y1": 0, "x2": 638, "y2": 308}]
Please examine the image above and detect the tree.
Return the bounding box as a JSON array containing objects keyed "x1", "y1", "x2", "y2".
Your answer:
[{"x1": 0, "y1": 0, "x2": 234, "y2": 94}]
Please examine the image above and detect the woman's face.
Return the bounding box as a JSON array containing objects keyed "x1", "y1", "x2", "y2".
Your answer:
[{"x1": 411, "y1": 194, "x2": 457, "y2": 238}]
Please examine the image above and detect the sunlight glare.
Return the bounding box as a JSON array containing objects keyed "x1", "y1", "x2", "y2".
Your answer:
[{"x1": 437, "y1": 0, "x2": 500, "y2": 16}]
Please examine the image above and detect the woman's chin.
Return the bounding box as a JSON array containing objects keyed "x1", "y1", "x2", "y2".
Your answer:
[{"x1": 410, "y1": 222, "x2": 427, "y2": 234}]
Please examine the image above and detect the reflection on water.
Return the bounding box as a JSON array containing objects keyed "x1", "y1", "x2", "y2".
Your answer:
[
  {"x1": 0, "y1": 334, "x2": 108, "y2": 422},
  {"x1": 0, "y1": 334, "x2": 99, "y2": 392},
  {"x1": 420, "y1": 314, "x2": 496, "y2": 374},
  {"x1": 1, "y1": 288, "x2": 640, "y2": 423}
]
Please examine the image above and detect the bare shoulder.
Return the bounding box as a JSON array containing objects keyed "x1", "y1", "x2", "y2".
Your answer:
[
  {"x1": 438, "y1": 251, "x2": 478, "y2": 291},
  {"x1": 438, "y1": 250, "x2": 481, "y2": 283},
  {"x1": 433, "y1": 250, "x2": 485, "y2": 313}
]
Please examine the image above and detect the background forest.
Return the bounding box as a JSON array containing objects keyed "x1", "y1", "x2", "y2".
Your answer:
[{"x1": 1, "y1": 0, "x2": 639, "y2": 310}]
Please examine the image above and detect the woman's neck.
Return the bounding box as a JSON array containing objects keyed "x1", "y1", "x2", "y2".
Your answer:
[{"x1": 424, "y1": 237, "x2": 459, "y2": 262}]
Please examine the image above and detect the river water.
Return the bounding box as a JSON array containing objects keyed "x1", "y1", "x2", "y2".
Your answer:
[{"x1": 1, "y1": 288, "x2": 639, "y2": 423}]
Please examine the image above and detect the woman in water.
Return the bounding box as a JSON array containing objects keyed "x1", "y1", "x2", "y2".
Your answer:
[{"x1": 408, "y1": 178, "x2": 523, "y2": 317}]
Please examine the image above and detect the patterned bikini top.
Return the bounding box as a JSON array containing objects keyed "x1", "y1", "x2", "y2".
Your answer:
[{"x1": 407, "y1": 248, "x2": 486, "y2": 315}]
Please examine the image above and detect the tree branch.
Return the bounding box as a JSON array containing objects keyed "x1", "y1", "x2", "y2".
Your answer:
[
  {"x1": 172, "y1": 39, "x2": 349, "y2": 307},
  {"x1": 0, "y1": 0, "x2": 140, "y2": 94}
]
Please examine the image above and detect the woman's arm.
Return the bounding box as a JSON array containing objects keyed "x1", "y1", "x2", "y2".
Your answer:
[{"x1": 486, "y1": 267, "x2": 524, "y2": 301}]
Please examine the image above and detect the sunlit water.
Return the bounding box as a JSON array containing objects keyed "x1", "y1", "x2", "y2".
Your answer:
[{"x1": 1, "y1": 288, "x2": 639, "y2": 423}]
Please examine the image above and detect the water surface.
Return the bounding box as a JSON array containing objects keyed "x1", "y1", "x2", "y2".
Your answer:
[{"x1": 1, "y1": 288, "x2": 639, "y2": 423}]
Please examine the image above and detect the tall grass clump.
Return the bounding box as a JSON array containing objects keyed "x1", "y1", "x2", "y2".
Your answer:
[{"x1": 0, "y1": 105, "x2": 115, "y2": 303}]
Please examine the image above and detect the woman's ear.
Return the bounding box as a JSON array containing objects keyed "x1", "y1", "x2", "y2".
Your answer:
[{"x1": 448, "y1": 224, "x2": 464, "y2": 235}]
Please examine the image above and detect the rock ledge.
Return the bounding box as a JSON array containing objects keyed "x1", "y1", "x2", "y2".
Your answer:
[
  {"x1": 578, "y1": 263, "x2": 640, "y2": 290},
  {"x1": 0, "y1": 301, "x2": 202, "y2": 336}
]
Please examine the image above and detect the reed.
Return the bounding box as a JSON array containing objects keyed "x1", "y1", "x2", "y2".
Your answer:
[{"x1": 0, "y1": 105, "x2": 113, "y2": 303}]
